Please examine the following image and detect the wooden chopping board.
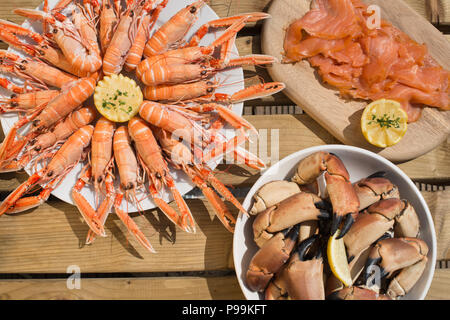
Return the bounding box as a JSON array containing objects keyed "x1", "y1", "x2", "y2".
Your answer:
[{"x1": 262, "y1": 0, "x2": 450, "y2": 163}]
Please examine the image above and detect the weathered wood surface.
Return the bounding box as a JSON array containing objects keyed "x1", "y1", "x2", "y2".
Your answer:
[
  {"x1": 0, "y1": 276, "x2": 245, "y2": 300},
  {"x1": 0, "y1": 269, "x2": 448, "y2": 300},
  {"x1": 422, "y1": 190, "x2": 450, "y2": 260},
  {"x1": 0, "y1": 199, "x2": 236, "y2": 273},
  {"x1": 426, "y1": 269, "x2": 450, "y2": 300},
  {"x1": 0, "y1": 0, "x2": 448, "y2": 300},
  {"x1": 0, "y1": 188, "x2": 446, "y2": 274}
]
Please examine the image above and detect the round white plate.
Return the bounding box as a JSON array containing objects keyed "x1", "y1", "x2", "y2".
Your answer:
[
  {"x1": 233, "y1": 145, "x2": 437, "y2": 300},
  {"x1": 0, "y1": 0, "x2": 244, "y2": 213}
]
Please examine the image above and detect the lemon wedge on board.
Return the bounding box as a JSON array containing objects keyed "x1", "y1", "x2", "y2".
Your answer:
[
  {"x1": 94, "y1": 74, "x2": 143, "y2": 122},
  {"x1": 327, "y1": 230, "x2": 352, "y2": 287},
  {"x1": 361, "y1": 99, "x2": 408, "y2": 148}
]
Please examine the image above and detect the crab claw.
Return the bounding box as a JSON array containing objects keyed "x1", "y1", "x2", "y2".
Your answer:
[
  {"x1": 252, "y1": 192, "x2": 331, "y2": 248},
  {"x1": 266, "y1": 234, "x2": 325, "y2": 300},
  {"x1": 250, "y1": 180, "x2": 301, "y2": 215},
  {"x1": 330, "y1": 213, "x2": 342, "y2": 237},
  {"x1": 353, "y1": 173, "x2": 400, "y2": 211},
  {"x1": 363, "y1": 237, "x2": 429, "y2": 298},
  {"x1": 364, "y1": 255, "x2": 388, "y2": 282},
  {"x1": 336, "y1": 214, "x2": 354, "y2": 240},
  {"x1": 315, "y1": 200, "x2": 332, "y2": 219},
  {"x1": 292, "y1": 152, "x2": 359, "y2": 239},
  {"x1": 246, "y1": 224, "x2": 300, "y2": 292},
  {"x1": 367, "y1": 171, "x2": 387, "y2": 179},
  {"x1": 344, "y1": 198, "x2": 420, "y2": 262},
  {"x1": 296, "y1": 234, "x2": 321, "y2": 260}
]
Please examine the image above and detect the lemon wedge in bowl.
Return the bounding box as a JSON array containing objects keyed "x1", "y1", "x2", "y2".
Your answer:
[
  {"x1": 361, "y1": 99, "x2": 408, "y2": 148},
  {"x1": 94, "y1": 74, "x2": 143, "y2": 123},
  {"x1": 327, "y1": 230, "x2": 352, "y2": 287}
]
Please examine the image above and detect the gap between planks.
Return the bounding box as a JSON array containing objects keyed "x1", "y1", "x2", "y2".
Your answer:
[{"x1": 0, "y1": 275, "x2": 246, "y2": 300}]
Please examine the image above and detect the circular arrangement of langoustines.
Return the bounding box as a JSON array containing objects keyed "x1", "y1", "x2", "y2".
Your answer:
[{"x1": 0, "y1": 0, "x2": 285, "y2": 252}]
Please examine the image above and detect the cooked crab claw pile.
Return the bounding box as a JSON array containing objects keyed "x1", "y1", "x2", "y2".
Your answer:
[
  {"x1": 246, "y1": 151, "x2": 429, "y2": 300},
  {"x1": 0, "y1": 0, "x2": 285, "y2": 252}
]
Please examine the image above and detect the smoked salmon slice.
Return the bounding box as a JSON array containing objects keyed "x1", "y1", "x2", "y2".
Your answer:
[{"x1": 284, "y1": 0, "x2": 450, "y2": 122}]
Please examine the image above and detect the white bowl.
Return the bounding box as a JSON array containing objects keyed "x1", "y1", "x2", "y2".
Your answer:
[{"x1": 233, "y1": 145, "x2": 437, "y2": 300}]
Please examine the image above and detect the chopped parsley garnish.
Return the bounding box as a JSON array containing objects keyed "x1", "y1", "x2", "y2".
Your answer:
[
  {"x1": 102, "y1": 100, "x2": 115, "y2": 110},
  {"x1": 102, "y1": 89, "x2": 131, "y2": 114},
  {"x1": 369, "y1": 113, "x2": 401, "y2": 129},
  {"x1": 110, "y1": 90, "x2": 129, "y2": 102}
]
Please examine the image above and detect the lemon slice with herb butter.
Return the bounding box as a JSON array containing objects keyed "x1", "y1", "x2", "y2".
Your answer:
[
  {"x1": 94, "y1": 74, "x2": 143, "y2": 122},
  {"x1": 361, "y1": 99, "x2": 408, "y2": 148}
]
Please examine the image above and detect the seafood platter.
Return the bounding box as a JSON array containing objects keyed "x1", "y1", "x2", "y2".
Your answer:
[
  {"x1": 233, "y1": 145, "x2": 437, "y2": 300},
  {"x1": 0, "y1": 0, "x2": 284, "y2": 250},
  {"x1": 0, "y1": 0, "x2": 443, "y2": 301}
]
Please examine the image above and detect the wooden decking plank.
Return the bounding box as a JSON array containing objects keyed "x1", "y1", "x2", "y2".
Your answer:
[
  {"x1": 243, "y1": 106, "x2": 253, "y2": 115},
  {"x1": 270, "y1": 106, "x2": 277, "y2": 115},
  {"x1": 421, "y1": 190, "x2": 450, "y2": 260},
  {"x1": 0, "y1": 199, "x2": 236, "y2": 273},
  {"x1": 255, "y1": 106, "x2": 265, "y2": 115},
  {"x1": 0, "y1": 0, "x2": 41, "y2": 28},
  {"x1": 0, "y1": 268, "x2": 448, "y2": 299},
  {"x1": 0, "y1": 276, "x2": 245, "y2": 300},
  {"x1": 402, "y1": 0, "x2": 450, "y2": 25},
  {"x1": 295, "y1": 106, "x2": 304, "y2": 114},
  {"x1": 288, "y1": 105, "x2": 295, "y2": 114},
  {"x1": 425, "y1": 269, "x2": 450, "y2": 300}
]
